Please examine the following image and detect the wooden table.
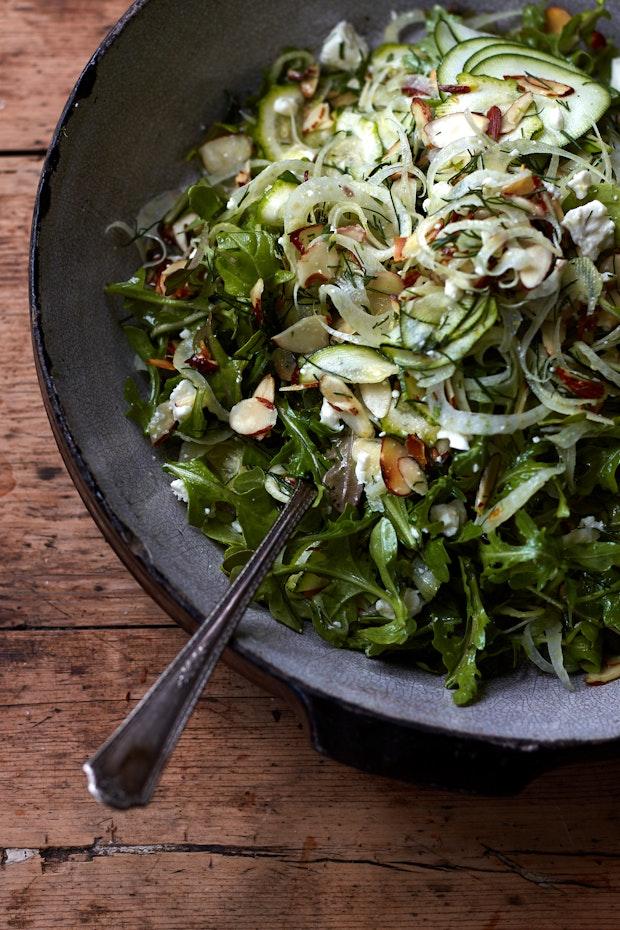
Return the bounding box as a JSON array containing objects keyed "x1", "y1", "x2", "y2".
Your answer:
[{"x1": 1, "y1": 2, "x2": 620, "y2": 926}]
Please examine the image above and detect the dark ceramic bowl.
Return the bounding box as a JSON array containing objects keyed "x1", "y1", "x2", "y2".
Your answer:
[{"x1": 31, "y1": 0, "x2": 620, "y2": 793}]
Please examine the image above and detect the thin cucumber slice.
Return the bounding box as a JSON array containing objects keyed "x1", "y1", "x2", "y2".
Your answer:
[
  {"x1": 434, "y1": 15, "x2": 489, "y2": 56},
  {"x1": 256, "y1": 85, "x2": 315, "y2": 161},
  {"x1": 381, "y1": 403, "x2": 437, "y2": 443},
  {"x1": 465, "y1": 42, "x2": 587, "y2": 76},
  {"x1": 436, "y1": 37, "x2": 497, "y2": 85},
  {"x1": 300, "y1": 345, "x2": 398, "y2": 383},
  {"x1": 256, "y1": 179, "x2": 299, "y2": 227},
  {"x1": 471, "y1": 53, "x2": 611, "y2": 143},
  {"x1": 436, "y1": 74, "x2": 520, "y2": 119},
  {"x1": 370, "y1": 43, "x2": 414, "y2": 71}
]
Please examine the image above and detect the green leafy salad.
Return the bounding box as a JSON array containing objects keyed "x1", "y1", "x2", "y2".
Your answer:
[{"x1": 107, "y1": 3, "x2": 620, "y2": 704}]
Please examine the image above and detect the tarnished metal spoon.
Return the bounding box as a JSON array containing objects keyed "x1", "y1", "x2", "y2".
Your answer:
[{"x1": 83, "y1": 480, "x2": 315, "y2": 809}]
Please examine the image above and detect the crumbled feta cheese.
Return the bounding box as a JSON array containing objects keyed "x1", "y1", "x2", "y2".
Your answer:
[
  {"x1": 546, "y1": 103, "x2": 565, "y2": 131},
  {"x1": 320, "y1": 21, "x2": 368, "y2": 72},
  {"x1": 562, "y1": 200, "x2": 615, "y2": 261},
  {"x1": 204, "y1": 507, "x2": 211, "y2": 516},
  {"x1": 612, "y1": 57, "x2": 620, "y2": 92},
  {"x1": 430, "y1": 500, "x2": 467, "y2": 538},
  {"x1": 566, "y1": 169, "x2": 592, "y2": 200},
  {"x1": 169, "y1": 379, "x2": 197, "y2": 420},
  {"x1": 170, "y1": 478, "x2": 189, "y2": 503},
  {"x1": 147, "y1": 402, "x2": 175, "y2": 443},
  {"x1": 433, "y1": 181, "x2": 453, "y2": 201},
  {"x1": 581, "y1": 515, "x2": 605, "y2": 531},
  {"x1": 274, "y1": 96, "x2": 298, "y2": 116},
  {"x1": 437, "y1": 428, "x2": 470, "y2": 451},
  {"x1": 375, "y1": 588, "x2": 423, "y2": 619},
  {"x1": 231, "y1": 519, "x2": 242, "y2": 534},
  {"x1": 562, "y1": 515, "x2": 605, "y2": 546},
  {"x1": 444, "y1": 278, "x2": 462, "y2": 301},
  {"x1": 352, "y1": 438, "x2": 387, "y2": 511},
  {"x1": 391, "y1": 389, "x2": 400, "y2": 399},
  {"x1": 319, "y1": 398, "x2": 343, "y2": 431},
  {"x1": 179, "y1": 328, "x2": 192, "y2": 339}
]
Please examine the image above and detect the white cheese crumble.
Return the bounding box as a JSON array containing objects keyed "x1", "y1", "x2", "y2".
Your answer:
[
  {"x1": 562, "y1": 200, "x2": 615, "y2": 261},
  {"x1": 320, "y1": 21, "x2": 368, "y2": 72},
  {"x1": 375, "y1": 588, "x2": 423, "y2": 619},
  {"x1": 170, "y1": 478, "x2": 189, "y2": 503},
  {"x1": 352, "y1": 439, "x2": 387, "y2": 511},
  {"x1": 546, "y1": 103, "x2": 565, "y2": 131},
  {"x1": 566, "y1": 169, "x2": 592, "y2": 200},
  {"x1": 612, "y1": 56, "x2": 620, "y2": 92},
  {"x1": 231, "y1": 519, "x2": 242, "y2": 534},
  {"x1": 169, "y1": 379, "x2": 197, "y2": 420},
  {"x1": 274, "y1": 96, "x2": 298, "y2": 116},
  {"x1": 437, "y1": 428, "x2": 470, "y2": 451},
  {"x1": 430, "y1": 501, "x2": 467, "y2": 538},
  {"x1": 444, "y1": 278, "x2": 463, "y2": 301}
]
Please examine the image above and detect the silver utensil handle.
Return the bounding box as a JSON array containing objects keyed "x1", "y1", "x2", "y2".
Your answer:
[{"x1": 83, "y1": 480, "x2": 315, "y2": 809}]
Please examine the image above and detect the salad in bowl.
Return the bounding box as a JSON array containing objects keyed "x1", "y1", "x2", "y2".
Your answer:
[{"x1": 107, "y1": 3, "x2": 620, "y2": 704}]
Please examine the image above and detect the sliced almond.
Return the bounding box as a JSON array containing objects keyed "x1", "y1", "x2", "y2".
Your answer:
[
  {"x1": 297, "y1": 238, "x2": 339, "y2": 288},
  {"x1": 380, "y1": 437, "x2": 426, "y2": 496},
  {"x1": 367, "y1": 270, "x2": 405, "y2": 315},
  {"x1": 320, "y1": 375, "x2": 374, "y2": 438},
  {"x1": 405, "y1": 434, "x2": 427, "y2": 468},
  {"x1": 250, "y1": 278, "x2": 264, "y2": 323},
  {"x1": 411, "y1": 97, "x2": 432, "y2": 130},
  {"x1": 253, "y1": 374, "x2": 276, "y2": 405},
  {"x1": 501, "y1": 93, "x2": 534, "y2": 135},
  {"x1": 229, "y1": 397, "x2": 277, "y2": 438},
  {"x1": 586, "y1": 657, "x2": 620, "y2": 686},
  {"x1": 302, "y1": 102, "x2": 333, "y2": 134},
  {"x1": 289, "y1": 223, "x2": 324, "y2": 254},
  {"x1": 336, "y1": 224, "x2": 367, "y2": 242},
  {"x1": 422, "y1": 112, "x2": 489, "y2": 149},
  {"x1": 300, "y1": 64, "x2": 320, "y2": 99},
  {"x1": 518, "y1": 245, "x2": 553, "y2": 289},
  {"x1": 545, "y1": 5, "x2": 572, "y2": 33},
  {"x1": 398, "y1": 456, "x2": 428, "y2": 495},
  {"x1": 359, "y1": 382, "x2": 392, "y2": 419},
  {"x1": 502, "y1": 168, "x2": 537, "y2": 197},
  {"x1": 505, "y1": 74, "x2": 574, "y2": 98},
  {"x1": 272, "y1": 315, "x2": 329, "y2": 354},
  {"x1": 156, "y1": 259, "x2": 187, "y2": 295},
  {"x1": 393, "y1": 234, "x2": 419, "y2": 262}
]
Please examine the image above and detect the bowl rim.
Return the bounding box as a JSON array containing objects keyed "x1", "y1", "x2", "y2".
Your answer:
[{"x1": 29, "y1": 0, "x2": 620, "y2": 781}]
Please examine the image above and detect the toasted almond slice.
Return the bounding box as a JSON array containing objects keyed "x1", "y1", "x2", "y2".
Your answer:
[
  {"x1": 156, "y1": 259, "x2": 187, "y2": 295},
  {"x1": 586, "y1": 657, "x2": 620, "y2": 685},
  {"x1": 336, "y1": 224, "x2": 367, "y2": 242},
  {"x1": 501, "y1": 93, "x2": 534, "y2": 135},
  {"x1": 359, "y1": 382, "x2": 392, "y2": 419},
  {"x1": 545, "y1": 5, "x2": 572, "y2": 33},
  {"x1": 405, "y1": 434, "x2": 427, "y2": 468},
  {"x1": 398, "y1": 456, "x2": 428, "y2": 495},
  {"x1": 289, "y1": 223, "x2": 324, "y2": 254},
  {"x1": 273, "y1": 315, "x2": 330, "y2": 354},
  {"x1": 229, "y1": 397, "x2": 277, "y2": 438},
  {"x1": 518, "y1": 245, "x2": 553, "y2": 289},
  {"x1": 367, "y1": 270, "x2": 405, "y2": 315},
  {"x1": 253, "y1": 374, "x2": 276, "y2": 405},
  {"x1": 505, "y1": 74, "x2": 574, "y2": 98},
  {"x1": 250, "y1": 277, "x2": 264, "y2": 323},
  {"x1": 279, "y1": 381, "x2": 320, "y2": 392},
  {"x1": 302, "y1": 102, "x2": 333, "y2": 134},
  {"x1": 300, "y1": 64, "x2": 320, "y2": 99},
  {"x1": 320, "y1": 375, "x2": 374, "y2": 437},
  {"x1": 422, "y1": 112, "x2": 489, "y2": 149},
  {"x1": 296, "y1": 238, "x2": 339, "y2": 288},
  {"x1": 411, "y1": 97, "x2": 432, "y2": 130},
  {"x1": 502, "y1": 168, "x2": 537, "y2": 197}
]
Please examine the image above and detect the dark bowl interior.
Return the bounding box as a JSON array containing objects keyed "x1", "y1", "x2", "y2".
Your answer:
[{"x1": 31, "y1": 0, "x2": 620, "y2": 786}]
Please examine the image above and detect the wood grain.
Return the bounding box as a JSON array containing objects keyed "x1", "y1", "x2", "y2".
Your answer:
[
  {"x1": 0, "y1": 0, "x2": 130, "y2": 151},
  {"x1": 1, "y1": 2, "x2": 620, "y2": 928}
]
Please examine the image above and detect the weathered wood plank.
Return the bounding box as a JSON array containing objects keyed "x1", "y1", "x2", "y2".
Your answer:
[
  {"x1": 0, "y1": 0, "x2": 130, "y2": 151},
  {"x1": 2, "y1": 846, "x2": 618, "y2": 930},
  {"x1": 0, "y1": 159, "x2": 175, "y2": 629}
]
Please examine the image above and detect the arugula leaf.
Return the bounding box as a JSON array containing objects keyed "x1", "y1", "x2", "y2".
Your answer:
[
  {"x1": 188, "y1": 179, "x2": 224, "y2": 221},
  {"x1": 164, "y1": 458, "x2": 232, "y2": 525},
  {"x1": 215, "y1": 230, "x2": 280, "y2": 297},
  {"x1": 444, "y1": 559, "x2": 491, "y2": 706},
  {"x1": 369, "y1": 518, "x2": 399, "y2": 594}
]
